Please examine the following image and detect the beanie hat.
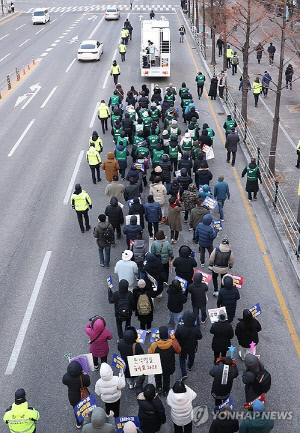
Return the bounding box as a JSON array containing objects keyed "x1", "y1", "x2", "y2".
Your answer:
[
  {"x1": 123, "y1": 421, "x2": 137, "y2": 433},
  {"x1": 159, "y1": 326, "x2": 169, "y2": 340},
  {"x1": 253, "y1": 400, "x2": 265, "y2": 412},
  {"x1": 75, "y1": 183, "x2": 81, "y2": 190},
  {"x1": 218, "y1": 313, "x2": 226, "y2": 322},
  {"x1": 138, "y1": 279, "x2": 146, "y2": 288},
  {"x1": 15, "y1": 389, "x2": 26, "y2": 404}
]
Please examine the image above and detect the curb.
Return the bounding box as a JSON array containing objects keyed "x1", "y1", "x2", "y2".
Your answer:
[
  {"x1": 0, "y1": 11, "x2": 22, "y2": 24},
  {"x1": 179, "y1": 8, "x2": 300, "y2": 281}
]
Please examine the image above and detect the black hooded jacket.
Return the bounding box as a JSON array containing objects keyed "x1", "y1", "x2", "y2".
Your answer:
[
  {"x1": 159, "y1": 155, "x2": 172, "y2": 183},
  {"x1": 217, "y1": 276, "x2": 240, "y2": 322},
  {"x1": 195, "y1": 166, "x2": 213, "y2": 187},
  {"x1": 105, "y1": 197, "x2": 124, "y2": 228},
  {"x1": 123, "y1": 114, "x2": 134, "y2": 132},
  {"x1": 118, "y1": 328, "x2": 144, "y2": 377},
  {"x1": 108, "y1": 279, "x2": 136, "y2": 317},
  {"x1": 199, "y1": 130, "x2": 212, "y2": 148},
  {"x1": 129, "y1": 198, "x2": 145, "y2": 228},
  {"x1": 123, "y1": 215, "x2": 143, "y2": 242},
  {"x1": 173, "y1": 246, "x2": 197, "y2": 284},
  {"x1": 136, "y1": 376, "x2": 166, "y2": 433},
  {"x1": 178, "y1": 153, "x2": 193, "y2": 176},
  {"x1": 210, "y1": 320, "x2": 234, "y2": 352},
  {"x1": 175, "y1": 311, "x2": 202, "y2": 354},
  {"x1": 62, "y1": 360, "x2": 91, "y2": 406},
  {"x1": 167, "y1": 283, "x2": 187, "y2": 313},
  {"x1": 143, "y1": 253, "x2": 164, "y2": 295},
  {"x1": 188, "y1": 273, "x2": 208, "y2": 308},
  {"x1": 177, "y1": 168, "x2": 193, "y2": 192}
]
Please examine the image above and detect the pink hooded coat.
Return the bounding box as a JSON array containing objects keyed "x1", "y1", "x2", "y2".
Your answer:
[{"x1": 84, "y1": 319, "x2": 113, "y2": 358}]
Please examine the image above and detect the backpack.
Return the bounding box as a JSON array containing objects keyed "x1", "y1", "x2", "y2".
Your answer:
[
  {"x1": 232, "y1": 56, "x2": 239, "y2": 65},
  {"x1": 252, "y1": 369, "x2": 271, "y2": 395},
  {"x1": 133, "y1": 241, "x2": 146, "y2": 264},
  {"x1": 116, "y1": 295, "x2": 132, "y2": 320},
  {"x1": 100, "y1": 228, "x2": 113, "y2": 244},
  {"x1": 137, "y1": 294, "x2": 152, "y2": 315}
]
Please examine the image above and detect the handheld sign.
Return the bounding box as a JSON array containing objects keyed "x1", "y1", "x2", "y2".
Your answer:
[
  {"x1": 249, "y1": 303, "x2": 261, "y2": 317},
  {"x1": 125, "y1": 214, "x2": 140, "y2": 225},
  {"x1": 118, "y1": 202, "x2": 124, "y2": 209},
  {"x1": 212, "y1": 220, "x2": 223, "y2": 231},
  {"x1": 175, "y1": 170, "x2": 181, "y2": 178},
  {"x1": 203, "y1": 196, "x2": 218, "y2": 210},
  {"x1": 107, "y1": 276, "x2": 113, "y2": 289},
  {"x1": 190, "y1": 251, "x2": 195, "y2": 258},
  {"x1": 250, "y1": 342, "x2": 256, "y2": 355},
  {"x1": 208, "y1": 307, "x2": 227, "y2": 323},
  {"x1": 136, "y1": 329, "x2": 147, "y2": 344},
  {"x1": 74, "y1": 394, "x2": 98, "y2": 423},
  {"x1": 128, "y1": 197, "x2": 142, "y2": 206},
  {"x1": 134, "y1": 163, "x2": 145, "y2": 172},
  {"x1": 175, "y1": 276, "x2": 188, "y2": 293},
  {"x1": 111, "y1": 354, "x2": 126, "y2": 373},
  {"x1": 244, "y1": 394, "x2": 265, "y2": 410},
  {"x1": 202, "y1": 144, "x2": 210, "y2": 153},
  {"x1": 193, "y1": 270, "x2": 212, "y2": 285},
  {"x1": 127, "y1": 353, "x2": 162, "y2": 376},
  {"x1": 150, "y1": 328, "x2": 159, "y2": 343},
  {"x1": 230, "y1": 274, "x2": 244, "y2": 289},
  {"x1": 214, "y1": 395, "x2": 233, "y2": 412},
  {"x1": 146, "y1": 272, "x2": 158, "y2": 291},
  {"x1": 115, "y1": 416, "x2": 140, "y2": 433},
  {"x1": 70, "y1": 353, "x2": 94, "y2": 372}
]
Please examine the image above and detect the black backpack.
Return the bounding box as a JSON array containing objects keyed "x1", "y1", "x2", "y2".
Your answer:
[
  {"x1": 252, "y1": 369, "x2": 271, "y2": 395},
  {"x1": 116, "y1": 295, "x2": 132, "y2": 320},
  {"x1": 100, "y1": 228, "x2": 113, "y2": 244}
]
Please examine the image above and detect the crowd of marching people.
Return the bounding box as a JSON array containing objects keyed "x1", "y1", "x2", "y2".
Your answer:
[{"x1": 61, "y1": 76, "x2": 273, "y2": 433}]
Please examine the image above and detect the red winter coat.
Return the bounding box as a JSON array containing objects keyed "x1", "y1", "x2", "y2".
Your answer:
[{"x1": 84, "y1": 319, "x2": 113, "y2": 358}]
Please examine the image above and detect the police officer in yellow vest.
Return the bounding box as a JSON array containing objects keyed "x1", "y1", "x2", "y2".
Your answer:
[
  {"x1": 3, "y1": 388, "x2": 39, "y2": 433},
  {"x1": 86, "y1": 143, "x2": 101, "y2": 184},
  {"x1": 119, "y1": 42, "x2": 126, "y2": 62},
  {"x1": 226, "y1": 44, "x2": 233, "y2": 68},
  {"x1": 89, "y1": 130, "x2": 103, "y2": 155},
  {"x1": 97, "y1": 100, "x2": 110, "y2": 134},
  {"x1": 71, "y1": 183, "x2": 92, "y2": 233},
  {"x1": 110, "y1": 60, "x2": 121, "y2": 85},
  {"x1": 252, "y1": 77, "x2": 262, "y2": 108}
]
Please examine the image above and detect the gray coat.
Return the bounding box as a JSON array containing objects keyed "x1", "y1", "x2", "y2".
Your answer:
[
  {"x1": 242, "y1": 353, "x2": 265, "y2": 402},
  {"x1": 82, "y1": 407, "x2": 115, "y2": 433},
  {"x1": 225, "y1": 133, "x2": 239, "y2": 152}
]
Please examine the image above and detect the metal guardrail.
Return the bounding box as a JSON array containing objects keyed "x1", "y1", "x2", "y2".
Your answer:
[{"x1": 186, "y1": 14, "x2": 299, "y2": 252}]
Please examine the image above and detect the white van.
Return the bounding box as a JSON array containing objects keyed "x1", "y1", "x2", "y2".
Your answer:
[{"x1": 32, "y1": 8, "x2": 50, "y2": 24}]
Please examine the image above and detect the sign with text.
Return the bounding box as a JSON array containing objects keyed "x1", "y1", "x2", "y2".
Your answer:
[
  {"x1": 74, "y1": 394, "x2": 98, "y2": 423},
  {"x1": 193, "y1": 269, "x2": 212, "y2": 285},
  {"x1": 203, "y1": 196, "x2": 218, "y2": 210},
  {"x1": 249, "y1": 303, "x2": 261, "y2": 317},
  {"x1": 136, "y1": 329, "x2": 147, "y2": 344},
  {"x1": 70, "y1": 353, "x2": 94, "y2": 372},
  {"x1": 175, "y1": 276, "x2": 188, "y2": 292},
  {"x1": 107, "y1": 276, "x2": 113, "y2": 289},
  {"x1": 214, "y1": 395, "x2": 233, "y2": 412},
  {"x1": 115, "y1": 416, "x2": 140, "y2": 433},
  {"x1": 244, "y1": 394, "x2": 265, "y2": 409},
  {"x1": 128, "y1": 353, "x2": 162, "y2": 376},
  {"x1": 150, "y1": 327, "x2": 159, "y2": 343},
  {"x1": 208, "y1": 307, "x2": 227, "y2": 323},
  {"x1": 125, "y1": 214, "x2": 140, "y2": 225},
  {"x1": 212, "y1": 220, "x2": 223, "y2": 231},
  {"x1": 111, "y1": 354, "x2": 126, "y2": 373},
  {"x1": 146, "y1": 272, "x2": 158, "y2": 291},
  {"x1": 175, "y1": 170, "x2": 181, "y2": 178},
  {"x1": 230, "y1": 274, "x2": 244, "y2": 289}
]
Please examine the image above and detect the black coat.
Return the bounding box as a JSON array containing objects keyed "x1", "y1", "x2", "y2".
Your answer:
[
  {"x1": 143, "y1": 254, "x2": 164, "y2": 295},
  {"x1": 173, "y1": 246, "x2": 197, "y2": 285},
  {"x1": 123, "y1": 215, "x2": 143, "y2": 243},
  {"x1": 124, "y1": 183, "x2": 141, "y2": 201},
  {"x1": 175, "y1": 311, "x2": 202, "y2": 354},
  {"x1": 188, "y1": 273, "x2": 208, "y2": 308},
  {"x1": 242, "y1": 162, "x2": 262, "y2": 193},
  {"x1": 209, "y1": 416, "x2": 239, "y2": 433},
  {"x1": 210, "y1": 321, "x2": 234, "y2": 352},
  {"x1": 136, "y1": 376, "x2": 166, "y2": 433},
  {"x1": 217, "y1": 278, "x2": 240, "y2": 323},
  {"x1": 195, "y1": 168, "x2": 213, "y2": 187},
  {"x1": 208, "y1": 78, "x2": 218, "y2": 97},
  {"x1": 118, "y1": 329, "x2": 144, "y2": 378},
  {"x1": 123, "y1": 116, "x2": 134, "y2": 132},
  {"x1": 167, "y1": 284, "x2": 187, "y2": 313},
  {"x1": 159, "y1": 159, "x2": 172, "y2": 183},
  {"x1": 62, "y1": 361, "x2": 91, "y2": 407},
  {"x1": 129, "y1": 202, "x2": 145, "y2": 228},
  {"x1": 177, "y1": 173, "x2": 193, "y2": 192},
  {"x1": 235, "y1": 318, "x2": 261, "y2": 348},
  {"x1": 225, "y1": 133, "x2": 239, "y2": 153},
  {"x1": 178, "y1": 157, "x2": 193, "y2": 176},
  {"x1": 108, "y1": 280, "x2": 136, "y2": 317},
  {"x1": 210, "y1": 361, "x2": 239, "y2": 399},
  {"x1": 105, "y1": 197, "x2": 124, "y2": 228}
]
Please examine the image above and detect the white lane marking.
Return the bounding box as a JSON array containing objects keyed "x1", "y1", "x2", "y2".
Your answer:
[
  {"x1": 35, "y1": 28, "x2": 45, "y2": 35},
  {"x1": 8, "y1": 119, "x2": 35, "y2": 157},
  {"x1": 18, "y1": 38, "x2": 30, "y2": 47},
  {"x1": 51, "y1": 43, "x2": 57, "y2": 47},
  {"x1": 0, "y1": 53, "x2": 11, "y2": 62},
  {"x1": 5, "y1": 251, "x2": 52, "y2": 375},
  {"x1": 59, "y1": 36, "x2": 64, "y2": 39},
  {"x1": 102, "y1": 69, "x2": 111, "y2": 89},
  {"x1": 15, "y1": 23, "x2": 26, "y2": 30},
  {"x1": 61, "y1": 10, "x2": 67, "y2": 16},
  {"x1": 36, "y1": 57, "x2": 42, "y2": 62},
  {"x1": 89, "y1": 101, "x2": 100, "y2": 128},
  {"x1": 0, "y1": 33, "x2": 9, "y2": 41},
  {"x1": 41, "y1": 86, "x2": 58, "y2": 108},
  {"x1": 55, "y1": 39, "x2": 60, "y2": 42},
  {"x1": 50, "y1": 18, "x2": 57, "y2": 24},
  {"x1": 40, "y1": 53, "x2": 48, "y2": 56},
  {"x1": 63, "y1": 150, "x2": 85, "y2": 204},
  {"x1": 65, "y1": 58, "x2": 76, "y2": 73},
  {"x1": 88, "y1": 15, "x2": 105, "y2": 39},
  {"x1": 45, "y1": 48, "x2": 53, "y2": 51}
]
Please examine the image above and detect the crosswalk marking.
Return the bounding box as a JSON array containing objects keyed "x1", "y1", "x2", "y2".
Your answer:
[{"x1": 26, "y1": 4, "x2": 175, "y2": 13}]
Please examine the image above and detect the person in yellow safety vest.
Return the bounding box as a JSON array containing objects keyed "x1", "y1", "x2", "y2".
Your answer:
[
  {"x1": 120, "y1": 28, "x2": 129, "y2": 45},
  {"x1": 231, "y1": 51, "x2": 239, "y2": 76},
  {"x1": 119, "y1": 42, "x2": 127, "y2": 62},
  {"x1": 3, "y1": 388, "x2": 40, "y2": 433},
  {"x1": 97, "y1": 100, "x2": 110, "y2": 135},
  {"x1": 71, "y1": 183, "x2": 92, "y2": 233},
  {"x1": 86, "y1": 143, "x2": 101, "y2": 184},
  {"x1": 89, "y1": 130, "x2": 103, "y2": 155},
  {"x1": 296, "y1": 140, "x2": 300, "y2": 168},
  {"x1": 110, "y1": 60, "x2": 121, "y2": 85},
  {"x1": 226, "y1": 44, "x2": 233, "y2": 68},
  {"x1": 252, "y1": 77, "x2": 262, "y2": 108}
]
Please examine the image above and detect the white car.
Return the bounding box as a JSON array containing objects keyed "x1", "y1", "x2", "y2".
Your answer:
[
  {"x1": 32, "y1": 8, "x2": 50, "y2": 24},
  {"x1": 77, "y1": 40, "x2": 103, "y2": 61},
  {"x1": 105, "y1": 7, "x2": 120, "y2": 20}
]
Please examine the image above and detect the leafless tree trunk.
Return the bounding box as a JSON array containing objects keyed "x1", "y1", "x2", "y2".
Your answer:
[
  {"x1": 202, "y1": 0, "x2": 206, "y2": 50},
  {"x1": 196, "y1": 0, "x2": 199, "y2": 32},
  {"x1": 241, "y1": 0, "x2": 251, "y2": 122},
  {"x1": 210, "y1": 0, "x2": 216, "y2": 66}
]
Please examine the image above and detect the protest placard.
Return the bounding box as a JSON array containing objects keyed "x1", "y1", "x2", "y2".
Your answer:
[
  {"x1": 146, "y1": 272, "x2": 158, "y2": 291},
  {"x1": 208, "y1": 307, "x2": 227, "y2": 323},
  {"x1": 202, "y1": 144, "x2": 210, "y2": 153},
  {"x1": 249, "y1": 303, "x2": 261, "y2": 317},
  {"x1": 115, "y1": 416, "x2": 140, "y2": 433},
  {"x1": 111, "y1": 353, "x2": 126, "y2": 373},
  {"x1": 203, "y1": 196, "x2": 218, "y2": 210},
  {"x1": 74, "y1": 394, "x2": 98, "y2": 423},
  {"x1": 212, "y1": 220, "x2": 223, "y2": 231},
  {"x1": 175, "y1": 276, "x2": 188, "y2": 292},
  {"x1": 244, "y1": 394, "x2": 265, "y2": 409},
  {"x1": 150, "y1": 327, "x2": 159, "y2": 343},
  {"x1": 136, "y1": 329, "x2": 147, "y2": 344},
  {"x1": 175, "y1": 170, "x2": 181, "y2": 178},
  {"x1": 107, "y1": 276, "x2": 113, "y2": 289},
  {"x1": 118, "y1": 202, "x2": 124, "y2": 209},
  {"x1": 128, "y1": 353, "x2": 162, "y2": 376},
  {"x1": 125, "y1": 214, "x2": 140, "y2": 225},
  {"x1": 128, "y1": 198, "x2": 142, "y2": 206},
  {"x1": 134, "y1": 163, "x2": 144, "y2": 172},
  {"x1": 214, "y1": 396, "x2": 233, "y2": 412},
  {"x1": 70, "y1": 353, "x2": 94, "y2": 372},
  {"x1": 230, "y1": 274, "x2": 244, "y2": 289},
  {"x1": 190, "y1": 251, "x2": 195, "y2": 258},
  {"x1": 193, "y1": 270, "x2": 212, "y2": 285}
]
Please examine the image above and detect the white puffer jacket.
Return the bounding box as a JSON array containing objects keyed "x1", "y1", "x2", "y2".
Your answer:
[
  {"x1": 150, "y1": 182, "x2": 167, "y2": 205},
  {"x1": 95, "y1": 363, "x2": 125, "y2": 404},
  {"x1": 167, "y1": 386, "x2": 197, "y2": 426}
]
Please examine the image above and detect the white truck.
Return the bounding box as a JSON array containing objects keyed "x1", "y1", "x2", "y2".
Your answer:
[{"x1": 140, "y1": 18, "x2": 171, "y2": 77}]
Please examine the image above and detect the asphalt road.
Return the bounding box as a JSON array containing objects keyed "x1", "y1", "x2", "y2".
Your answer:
[{"x1": 0, "y1": 1, "x2": 300, "y2": 432}]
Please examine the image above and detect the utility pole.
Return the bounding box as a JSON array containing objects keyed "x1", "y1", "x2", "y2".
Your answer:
[
  {"x1": 196, "y1": 0, "x2": 199, "y2": 32},
  {"x1": 202, "y1": 0, "x2": 206, "y2": 50},
  {"x1": 210, "y1": 0, "x2": 216, "y2": 66}
]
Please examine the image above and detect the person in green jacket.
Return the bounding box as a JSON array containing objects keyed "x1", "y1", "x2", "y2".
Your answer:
[
  {"x1": 239, "y1": 399, "x2": 274, "y2": 433},
  {"x1": 151, "y1": 229, "x2": 174, "y2": 281},
  {"x1": 3, "y1": 389, "x2": 40, "y2": 433},
  {"x1": 195, "y1": 71, "x2": 206, "y2": 99}
]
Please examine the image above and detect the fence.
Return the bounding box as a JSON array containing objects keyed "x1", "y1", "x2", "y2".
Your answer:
[
  {"x1": 0, "y1": 58, "x2": 35, "y2": 100},
  {"x1": 187, "y1": 14, "x2": 300, "y2": 253}
]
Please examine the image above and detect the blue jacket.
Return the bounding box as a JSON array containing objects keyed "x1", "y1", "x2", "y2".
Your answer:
[
  {"x1": 144, "y1": 201, "x2": 162, "y2": 223},
  {"x1": 195, "y1": 214, "x2": 217, "y2": 248},
  {"x1": 262, "y1": 73, "x2": 272, "y2": 87},
  {"x1": 126, "y1": 167, "x2": 140, "y2": 183},
  {"x1": 123, "y1": 215, "x2": 143, "y2": 242},
  {"x1": 214, "y1": 181, "x2": 230, "y2": 200},
  {"x1": 217, "y1": 276, "x2": 240, "y2": 322}
]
